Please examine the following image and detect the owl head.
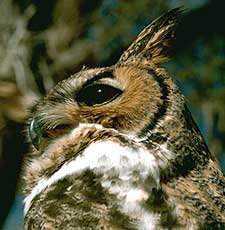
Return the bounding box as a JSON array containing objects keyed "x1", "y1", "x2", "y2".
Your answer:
[{"x1": 28, "y1": 8, "x2": 184, "y2": 152}]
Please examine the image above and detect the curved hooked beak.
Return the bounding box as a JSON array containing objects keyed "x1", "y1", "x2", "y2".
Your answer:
[{"x1": 29, "y1": 118, "x2": 43, "y2": 150}]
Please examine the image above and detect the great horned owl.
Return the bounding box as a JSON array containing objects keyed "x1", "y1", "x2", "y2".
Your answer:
[{"x1": 23, "y1": 9, "x2": 225, "y2": 229}]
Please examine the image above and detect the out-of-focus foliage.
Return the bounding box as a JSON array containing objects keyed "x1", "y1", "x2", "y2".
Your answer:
[{"x1": 0, "y1": 0, "x2": 224, "y2": 228}]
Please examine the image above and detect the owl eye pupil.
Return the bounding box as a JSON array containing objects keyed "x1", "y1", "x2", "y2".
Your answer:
[{"x1": 76, "y1": 83, "x2": 122, "y2": 106}]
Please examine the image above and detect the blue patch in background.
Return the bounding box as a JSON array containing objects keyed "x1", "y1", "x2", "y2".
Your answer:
[{"x1": 2, "y1": 195, "x2": 23, "y2": 230}]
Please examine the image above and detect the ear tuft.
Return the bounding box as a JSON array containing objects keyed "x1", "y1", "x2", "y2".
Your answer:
[{"x1": 118, "y1": 8, "x2": 183, "y2": 65}]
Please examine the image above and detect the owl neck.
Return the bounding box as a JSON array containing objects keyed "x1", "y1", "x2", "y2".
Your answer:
[
  {"x1": 143, "y1": 104, "x2": 210, "y2": 181},
  {"x1": 139, "y1": 69, "x2": 211, "y2": 181}
]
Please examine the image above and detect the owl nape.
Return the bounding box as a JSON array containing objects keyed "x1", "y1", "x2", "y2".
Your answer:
[{"x1": 23, "y1": 8, "x2": 225, "y2": 230}]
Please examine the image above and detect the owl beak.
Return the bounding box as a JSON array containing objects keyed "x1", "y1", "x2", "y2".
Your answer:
[{"x1": 29, "y1": 118, "x2": 42, "y2": 150}]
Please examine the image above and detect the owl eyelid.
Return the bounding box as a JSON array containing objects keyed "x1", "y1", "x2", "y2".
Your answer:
[
  {"x1": 96, "y1": 78, "x2": 123, "y2": 90},
  {"x1": 82, "y1": 70, "x2": 114, "y2": 88}
]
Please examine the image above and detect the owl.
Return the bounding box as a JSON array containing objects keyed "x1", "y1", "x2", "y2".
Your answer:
[{"x1": 23, "y1": 9, "x2": 225, "y2": 229}]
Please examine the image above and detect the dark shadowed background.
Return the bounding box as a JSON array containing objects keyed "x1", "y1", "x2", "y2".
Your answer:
[{"x1": 0, "y1": 0, "x2": 224, "y2": 229}]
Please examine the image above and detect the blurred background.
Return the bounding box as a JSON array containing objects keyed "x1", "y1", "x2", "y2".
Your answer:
[{"x1": 0, "y1": 0, "x2": 224, "y2": 229}]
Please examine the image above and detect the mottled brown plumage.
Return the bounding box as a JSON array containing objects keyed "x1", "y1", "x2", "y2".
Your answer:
[{"x1": 23, "y1": 8, "x2": 225, "y2": 229}]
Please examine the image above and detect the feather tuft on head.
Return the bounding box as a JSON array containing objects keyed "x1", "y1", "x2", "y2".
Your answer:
[{"x1": 119, "y1": 8, "x2": 183, "y2": 65}]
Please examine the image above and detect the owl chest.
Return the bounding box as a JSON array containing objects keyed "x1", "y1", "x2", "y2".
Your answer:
[{"x1": 24, "y1": 139, "x2": 167, "y2": 229}]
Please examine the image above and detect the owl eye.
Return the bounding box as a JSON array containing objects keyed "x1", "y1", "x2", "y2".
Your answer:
[{"x1": 76, "y1": 83, "x2": 122, "y2": 106}]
